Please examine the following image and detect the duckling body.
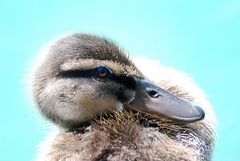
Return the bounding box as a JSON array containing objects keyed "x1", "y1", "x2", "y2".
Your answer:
[{"x1": 31, "y1": 34, "x2": 216, "y2": 161}]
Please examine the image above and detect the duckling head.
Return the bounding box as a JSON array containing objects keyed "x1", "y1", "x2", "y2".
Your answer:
[{"x1": 32, "y1": 33, "x2": 205, "y2": 129}]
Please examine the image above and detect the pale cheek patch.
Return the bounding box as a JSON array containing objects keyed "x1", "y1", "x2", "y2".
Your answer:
[
  {"x1": 39, "y1": 79, "x2": 85, "y2": 121},
  {"x1": 40, "y1": 79, "x2": 123, "y2": 122},
  {"x1": 80, "y1": 97, "x2": 122, "y2": 114}
]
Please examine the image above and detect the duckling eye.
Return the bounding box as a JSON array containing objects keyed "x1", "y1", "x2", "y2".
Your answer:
[{"x1": 94, "y1": 66, "x2": 111, "y2": 79}]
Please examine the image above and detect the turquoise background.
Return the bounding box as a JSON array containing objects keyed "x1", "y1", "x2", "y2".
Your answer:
[{"x1": 1, "y1": 0, "x2": 239, "y2": 160}]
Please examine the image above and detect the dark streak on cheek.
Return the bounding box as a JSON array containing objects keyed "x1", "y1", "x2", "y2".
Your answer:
[
  {"x1": 116, "y1": 88, "x2": 135, "y2": 103},
  {"x1": 116, "y1": 92, "x2": 130, "y2": 103},
  {"x1": 111, "y1": 75, "x2": 137, "y2": 90}
]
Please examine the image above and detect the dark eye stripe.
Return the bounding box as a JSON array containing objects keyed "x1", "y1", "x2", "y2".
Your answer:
[
  {"x1": 111, "y1": 75, "x2": 136, "y2": 90},
  {"x1": 58, "y1": 69, "x2": 93, "y2": 78},
  {"x1": 58, "y1": 69, "x2": 136, "y2": 90}
]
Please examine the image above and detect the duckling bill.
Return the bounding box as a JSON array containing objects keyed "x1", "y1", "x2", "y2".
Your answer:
[{"x1": 128, "y1": 77, "x2": 205, "y2": 122}]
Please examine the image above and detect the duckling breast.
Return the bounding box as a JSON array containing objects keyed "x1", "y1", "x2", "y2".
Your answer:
[{"x1": 36, "y1": 110, "x2": 214, "y2": 161}]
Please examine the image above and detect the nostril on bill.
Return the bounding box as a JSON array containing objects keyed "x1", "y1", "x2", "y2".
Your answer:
[{"x1": 146, "y1": 88, "x2": 161, "y2": 98}]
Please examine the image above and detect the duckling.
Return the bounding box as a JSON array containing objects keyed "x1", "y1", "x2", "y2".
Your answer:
[{"x1": 31, "y1": 33, "x2": 216, "y2": 161}]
